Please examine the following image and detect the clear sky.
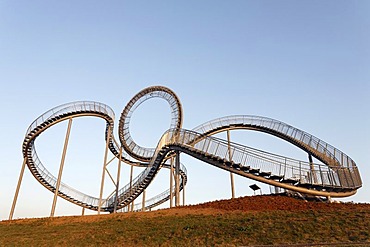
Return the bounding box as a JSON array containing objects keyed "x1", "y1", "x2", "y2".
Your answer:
[{"x1": 0, "y1": 1, "x2": 369, "y2": 220}]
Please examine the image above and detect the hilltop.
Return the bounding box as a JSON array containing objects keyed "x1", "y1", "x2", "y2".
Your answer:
[{"x1": 1, "y1": 195, "x2": 369, "y2": 246}]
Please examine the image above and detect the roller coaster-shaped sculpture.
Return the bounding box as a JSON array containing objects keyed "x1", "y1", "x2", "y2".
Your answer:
[{"x1": 9, "y1": 86, "x2": 362, "y2": 219}]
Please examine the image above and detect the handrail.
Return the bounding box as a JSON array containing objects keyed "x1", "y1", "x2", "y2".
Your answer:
[{"x1": 193, "y1": 115, "x2": 357, "y2": 170}]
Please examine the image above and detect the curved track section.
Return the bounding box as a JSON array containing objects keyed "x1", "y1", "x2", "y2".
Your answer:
[
  {"x1": 22, "y1": 86, "x2": 362, "y2": 214},
  {"x1": 22, "y1": 90, "x2": 187, "y2": 212},
  {"x1": 23, "y1": 102, "x2": 116, "y2": 210},
  {"x1": 119, "y1": 86, "x2": 183, "y2": 162},
  {"x1": 192, "y1": 115, "x2": 362, "y2": 193}
]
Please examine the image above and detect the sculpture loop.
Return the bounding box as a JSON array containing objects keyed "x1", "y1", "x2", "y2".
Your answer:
[
  {"x1": 19, "y1": 86, "x2": 362, "y2": 214},
  {"x1": 119, "y1": 86, "x2": 183, "y2": 162}
]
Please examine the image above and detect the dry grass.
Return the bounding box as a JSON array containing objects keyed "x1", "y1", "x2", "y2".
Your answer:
[{"x1": 1, "y1": 195, "x2": 369, "y2": 246}]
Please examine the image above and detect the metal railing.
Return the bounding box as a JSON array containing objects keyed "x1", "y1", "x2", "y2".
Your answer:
[
  {"x1": 26, "y1": 101, "x2": 115, "y2": 137},
  {"x1": 192, "y1": 115, "x2": 362, "y2": 188}
]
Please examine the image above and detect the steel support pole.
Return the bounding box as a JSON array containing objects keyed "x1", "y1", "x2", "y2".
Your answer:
[
  {"x1": 142, "y1": 190, "x2": 146, "y2": 212},
  {"x1": 9, "y1": 157, "x2": 27, "y2": 220},
  {"x1": 98, "y1": 125, "x2": 112, "y2": 214},
  {"x1": 175, "y1": 151, "x2": 180, "y2": 207},
  {"x1": 51, "y1": 118, "x2": 73, "y2": 217},
  {"x1": 169, "y1": 157, "x2": 174, "y2": 208},
  {"x1": 308, "y1": 154, "x2": 318, "y2": 184},
  {"x1": 227, "y1": 130, "x2": 235, "y2": 199},
  {"x1": 82, "y1": 207, "x2": 85, "y2": 216},
  {"x1": 113, "y1": 146, "x2": 123, "y2": 213},
  {"x1": 130, "y1": 164, "x2": 134, "y2": 212},
  {"x1": 182, "y1": 183, "x2": 185, "y2": 206}
]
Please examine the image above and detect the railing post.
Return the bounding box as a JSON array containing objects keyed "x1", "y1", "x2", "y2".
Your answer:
[
  {"x1": 319, "y1": 165, "x2": 324, "y2": 186},
  {"x1": 308, "y1": 154, "x2": 318, "y2": 184},
  {"x1": 201, "y1": 139, "x2": 207, "y2": 152},
  {"x1": 316, "y1": 139, "x2": 320, "y2": 151},
  {"x1": 279, "y1": 159, "x2": 283, "y2": 177},
  {"x1": 341, "y1": 152, "x2": 344, "y2": 167},
  {"x1": 9, "y1": 157, "x2": 27, "y2": 220},
  {"x1": 51, "y1": 118, "x2": 73, "y2": 217},
  {"x1": 283, "y1": 159, "x2": 287, "y2": 178},
  {"x1": 214, "y1": 142, "x2": 220, "y2": 155},
  {"x1": 347, "y1": 156, "x2": 355, "y2": 187}
]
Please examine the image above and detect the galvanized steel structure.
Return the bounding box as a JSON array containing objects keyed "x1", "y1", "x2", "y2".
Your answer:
[{"x1": 9, "y1": 86, "x2": 362, "y2": 219}]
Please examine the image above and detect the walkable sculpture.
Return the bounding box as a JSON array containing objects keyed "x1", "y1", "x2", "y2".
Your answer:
[{"x1": 9, "y1": 86, "x2": 362, "y2": 219}]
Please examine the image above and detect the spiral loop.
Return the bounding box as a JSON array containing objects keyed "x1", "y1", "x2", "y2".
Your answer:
[{"x1": 118, "y1": 86, "x2": 183, "y2": 161}]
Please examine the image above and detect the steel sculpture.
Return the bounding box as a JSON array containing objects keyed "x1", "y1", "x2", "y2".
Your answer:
[{"x1": 9, "y1": 86, "x2": 362, "y2": 219}]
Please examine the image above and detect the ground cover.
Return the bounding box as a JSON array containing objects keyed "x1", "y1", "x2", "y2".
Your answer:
[{"x1": 1, "y1": 195, "x2": 369, "y2": 246}]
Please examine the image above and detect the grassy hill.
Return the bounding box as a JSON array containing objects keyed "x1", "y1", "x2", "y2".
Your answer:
[{"x1": 1, "y1": 195, "x2": 369, "y2": 246}]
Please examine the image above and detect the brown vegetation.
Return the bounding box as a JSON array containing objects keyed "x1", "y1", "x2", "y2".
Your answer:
[
  {"x1": 1, "y1": 195, "x2": 369, "y2": 246},
  {"x1": 183, "y1": 194, "x2": 369, "y2": 212}
]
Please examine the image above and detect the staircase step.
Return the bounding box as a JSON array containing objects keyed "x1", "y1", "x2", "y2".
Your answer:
[
  {"x1": 249, "y1": 168, "x2": 260, "y2": 174},
  {"x1": 232, "y1": 163, "x2": 241, "y2": 170},
  {"x1": 241, "y1": 166, "x2": 250, "y2": 172},
  {"x1": 269, "y1": 175, "x2": 283, "y2": 180},
  {"x1": 259, "y1": 171, "x2": 271, "y2": 177},
  {"x1": 281, "y1": 178, "x2": 299, "y2": 184}
]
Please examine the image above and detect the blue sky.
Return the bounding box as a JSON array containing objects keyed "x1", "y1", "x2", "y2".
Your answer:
[{"x1": 1, "y1": 1, "x2": 369, "y2": 220}]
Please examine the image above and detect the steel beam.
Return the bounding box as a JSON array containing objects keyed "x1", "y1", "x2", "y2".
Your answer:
[
  {"x1": 227, "y1": 130, "x2": 235, "y2": 199},
  {"x1": 98, "y1": 125, "x2": 112, "y2": 214},
  {"x1": 113, "y1": 146, "x2": 123, "y2": 213},
  {"x1": 175, "y1": 151, "x2": 180, "y2": 206},
  {"x1": 9, "y1": 157, "x2": 27, "y2": 220},
  {"x1": 169, "y1": 157, "x2": 174, "y2": 208},
  {"x1": 130, "y1": 164, "x2": 134, "y2": 212},
  {"x1": 51, "y1": 118, "x2": 73, "y2": 217},
  {"x1": 142, "y1": 190, "x2": 146, "y2": 212},
  {"x1": 182, "y1": 182, "x2": 185, "y2": 206},
  {"x1": 308, "y1": 154, "x2": 318, "y2": 184}
]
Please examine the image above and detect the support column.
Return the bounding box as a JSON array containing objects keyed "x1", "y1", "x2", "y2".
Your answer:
[
  {"x1": 327, "y1": 195, "x2": 332, "y2": 203},
  {"x1": 227, "y1": 130, "x2": 235, "y2": 199},
  {"x1": 182, "y1": 183, "x2": 185, "y2": 206},
  {"x1": 141, "y1": 190, "x2": 146, "y2": 212},
  {"x1": 9, "y1": 157, "x2": 27, "y2": 220},
  {"x1": 113, "y1": 146, "x2": 123, "y2": 213},
  {"x1": 169, "y1": 157, "x2": 174, "y2": 208},
  {"x1": 130, "y1": 164, "x2": 134, "y2": 212},
  {"x1": 82, "y1": 207, "x2": 85, "y2": 216},
  {"x1": 98, "y1": 125, "x2": 112, "y2": 214},
  {"x1": 175, "y1": 151, "x2": 180, "y2": 207},
  {"x1": 308, "y1": 154, "x2": 318, "y2": 184},
  {"x1": 51, "y1": 118, "x2": 73, "y2": 217}
]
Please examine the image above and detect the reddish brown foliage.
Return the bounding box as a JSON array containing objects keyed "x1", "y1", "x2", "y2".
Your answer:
[{"x1": 181, "y1": 194, "x2": 369, "y2": 212}]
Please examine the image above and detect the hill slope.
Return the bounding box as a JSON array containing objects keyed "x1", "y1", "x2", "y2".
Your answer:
[{"x1": 1, "y1": 195, "x2": 369, "y2": 246}]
